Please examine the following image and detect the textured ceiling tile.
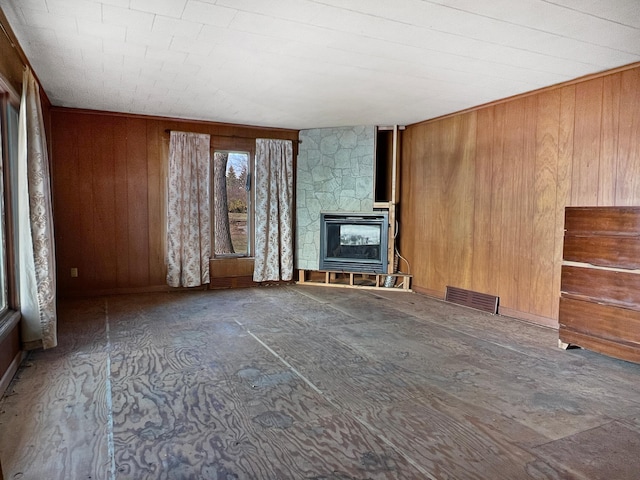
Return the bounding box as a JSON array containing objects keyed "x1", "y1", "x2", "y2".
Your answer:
[
  {"x1": 103, "y1": 4, "x2": 155, "y2": 31},
  {"x1": 47, "y1": 0, "x2": 102, "y2": 21},
  {"x1": 145, "y1": 46, "x2": 187, "y2": 63},
  {"x1": 170, "y1": 36, "x2": 213, "y2": 56},
  {"x1": 96, "y1": 0, "x2": 131, "y2": 7},
  {"x1": 19, "y1": 25, "x2": 58, "y2": 47},
  {"x1": 152, "y1": 15, "x2": 203, "y2": 38},
  {"x1": 15, "y1": 0, "x2": 47, "y2": 12},
  {"x1": 229, "y1": 10, "x2": 333, "y2": 47},
  {"x1": 77, "y1": 18, "x2": 126, "y2": 41},
  {"x1": 104, "y1": 39, "x2": 146, "y2": 57},
  {"x1": 218, "y1": 0, "x2": 332, "y2": 24},
  {"x1": 549, "y1": 0, "x2": 640, "y2": 28},
  {"x1": 160, "y1": 60, "x2": 201, "y2": 76},
  {"x1": 126, "y1": 29, "x2": 172, "y2": 48},
  {"x1": 19, "y1": 8, "x2": 78, "y2": 31},
  {"x1": 123, "y1": 54, "x2": 162, "y2": 69},
  {"x1": 57, "y1": 31, "x2": 104, "y2": 50},
  {"x1": 181, "y1": 1, "x2": 237, "y2": 27},
  {"x1": 129, "y1": 0, "x2": 187, "y2": 17}
]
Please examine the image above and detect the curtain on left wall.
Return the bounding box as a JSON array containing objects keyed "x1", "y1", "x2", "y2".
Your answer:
[{"x1": 18, "y1": 68, "x2": 57, "y2": 349}]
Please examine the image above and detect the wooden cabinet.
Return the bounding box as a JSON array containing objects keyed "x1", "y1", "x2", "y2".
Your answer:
[{"x1": 559, "y1": 207, "x2": 640, "y2": 363}]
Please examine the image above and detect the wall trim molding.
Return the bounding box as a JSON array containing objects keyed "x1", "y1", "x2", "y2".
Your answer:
[{"x1": 49, "y1": 106, "x2": 299, "y2": 138}]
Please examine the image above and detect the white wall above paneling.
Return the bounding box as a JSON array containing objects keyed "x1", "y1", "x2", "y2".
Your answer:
[{"x1": 1, "y1": 0, "x2": 638, "y2": 128}]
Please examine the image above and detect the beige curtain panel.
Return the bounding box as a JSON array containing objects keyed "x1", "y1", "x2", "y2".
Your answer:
[
  {"x1": 253, "y1": 139, "x2": 294, "y2": 282},
  {"x1": 166, "y1": 131, "x2": 211, "y2": 288},
  {"x1": 18, "y1": 67, "x2": 57, "y2": 350}
]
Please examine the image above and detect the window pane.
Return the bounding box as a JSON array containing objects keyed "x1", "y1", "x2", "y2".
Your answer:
[
  {"x1": 213, "y1": 151, "x2": 250, "y2": 256},
  {"x1": 0, "y1": 104, "x2": 10, "y2": 313}
]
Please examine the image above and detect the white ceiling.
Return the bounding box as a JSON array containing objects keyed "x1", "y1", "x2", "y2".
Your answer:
[{"x1": 1, "y1": 0, "x2": 639, "y2": 129}]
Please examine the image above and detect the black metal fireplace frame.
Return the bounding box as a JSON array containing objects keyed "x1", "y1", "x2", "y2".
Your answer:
[{"x1": 319, "y1": 212, "x2": 389, "y2": 273}]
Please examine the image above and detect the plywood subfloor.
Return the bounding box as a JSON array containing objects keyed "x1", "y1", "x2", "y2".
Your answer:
[{"x1": 2, "y1": 286, "x2": 640, "y2": 479}]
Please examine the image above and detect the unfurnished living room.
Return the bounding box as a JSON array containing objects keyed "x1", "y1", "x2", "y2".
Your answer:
[{"x1": 0, "y1": 1, "x2": 640, "y2": 479}]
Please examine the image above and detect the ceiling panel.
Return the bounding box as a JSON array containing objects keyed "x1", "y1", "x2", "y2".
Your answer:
[{"x1": 0, "y1": 0, "x2": 638, "y2": 128}]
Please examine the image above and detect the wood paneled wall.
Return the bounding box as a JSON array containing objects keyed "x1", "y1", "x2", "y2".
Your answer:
[
  {"x1": 51, "y1": 109, "x2": 298, "y2": 297},
  {"x1": 400, "y1": 64, "x2": 640, "y2": 327},
  {"x1": 0, "y1": 9, "x2": 24, "y2": 97}
]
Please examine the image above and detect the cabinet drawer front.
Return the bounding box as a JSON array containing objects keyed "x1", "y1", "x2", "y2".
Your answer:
[
  {"x1": 563, "y1": 236, "x2": 640, "y2": 269},
  {"x1": 565, "y1": 206, "x2": 640, "y2": 236},
  {"x1": 561, "y1": 265, "x2": 640, "y2": 308},
  {"x1": 559, "y1": 296, "x2": 640, "y2": 346}
]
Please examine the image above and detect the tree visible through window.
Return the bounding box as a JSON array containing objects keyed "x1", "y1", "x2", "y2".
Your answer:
[{"x1": 213, "y1": 151, "x2": 250, "y2": 256}]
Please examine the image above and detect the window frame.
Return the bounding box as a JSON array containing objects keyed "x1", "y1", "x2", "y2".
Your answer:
[
  {"x1": 0, "y1": 89, "x2": 20, "y2": 320},
  {"x1": 210, "y1": 137, "x2": 255, "y2": 259}
]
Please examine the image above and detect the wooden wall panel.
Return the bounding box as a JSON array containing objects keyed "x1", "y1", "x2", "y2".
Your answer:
[
  {"x1": 531, "y1": 90, "x2": 560, "y2": 319},
  {"x1": 113, "y1": 119, "x2": 130, "y2": 288},
  {"x1": 517, "y1": 96, "x2": 537, "y2": 313},
  {"x1": 76, "y1": 117, "x2": 97, "y2": 289},
  {"x1": 400, "y1": 63, "x2": 640, "y2": 327},
  {"x1": 599, "y1": 74, "x2": 620, "y2": 205},
  {"x1": 551, "y1": 85, "x2": 576, "y2": 320},
  {"x1": 443, "y1": 113, "x2": 476, "y2": 291},
  {"x1": 126, "y1": 118, "x2": 150, "y2": 287},
  {"x1": 51, "y1": 109, "x2": 298, "y2": 296},
  {"x1": 488, "y1": 104, "x2": 506, "y2": 298},
  {"x1": 0, "y1": 9, "x2": 26, "y2": 96},
  {"x1": 146, "y1": 121, "x2": 166, "y2": 287},
  {"x1": 471, "y1": 107, "x2": 495, "y2": 295},
  {"x1": 617, "y1": 68, "x2": 640, "y2": 205},
  {"x1": 571, "y1": 78, "x2": 603, "y2": 205},
  {"x1": 404, "y1": 123, "x2": 437, "y2": 291},
  {"x1": 498, "y1": 99, "x2": 526, "y2": 312},
  {"x1": 92, "y1": 116, "x2": 117, "y2": 289},
  {"x1": 51, "y1": 115, "x2": 79, "y2": 294}
]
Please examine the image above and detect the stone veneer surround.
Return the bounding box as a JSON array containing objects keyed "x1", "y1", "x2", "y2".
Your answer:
[{"x1": 296, "y1": 126, "x2": 375, "y2": 271}]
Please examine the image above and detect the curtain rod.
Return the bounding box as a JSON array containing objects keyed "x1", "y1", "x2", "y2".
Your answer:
[{"x1": 164, "y1": 129, "x2": 301, "y2": 143}]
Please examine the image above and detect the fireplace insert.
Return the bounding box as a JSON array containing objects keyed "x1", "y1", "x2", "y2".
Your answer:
[{"x1": 319, "y1": 212, "x2": 389, "y2": 273}]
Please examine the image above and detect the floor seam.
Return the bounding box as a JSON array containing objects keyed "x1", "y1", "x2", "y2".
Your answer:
[
  {"x1": 235, "y1": 319, "x2": 435, "y2": 479},
  {"x1": 104, "y1": 298, "x2": 116, "y2": 480}
]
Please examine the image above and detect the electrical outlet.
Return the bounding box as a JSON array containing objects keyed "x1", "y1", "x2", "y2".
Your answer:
[{"x1": 70, "y1": 267, "x2": 78, "y2": 278}]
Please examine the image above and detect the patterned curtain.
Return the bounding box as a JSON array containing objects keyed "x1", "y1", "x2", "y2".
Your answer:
[
  {"x1": 18, "y1": 68, "x2": 57, "y2": 349},
  {"x1": 166, "y1": 131, "x2": 211, "y2": 287},
  {"x1": 253, "y1": 139, "x2": 294, "y2": 282}
]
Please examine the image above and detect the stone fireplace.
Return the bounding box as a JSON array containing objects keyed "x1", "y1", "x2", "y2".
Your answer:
[{"x1": 295, "y1": 126, "x2": 375, "y2": 271}]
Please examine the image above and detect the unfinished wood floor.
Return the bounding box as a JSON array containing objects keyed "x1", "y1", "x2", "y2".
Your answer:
[{"x1": 2, "y1": 286, "x2": 640, "y2": 479}]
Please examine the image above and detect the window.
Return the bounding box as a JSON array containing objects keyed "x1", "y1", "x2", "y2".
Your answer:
[
  {"x1": 212, "y1": 148, "x2": 253, "y2": 257},
  {"x1": 0, "y1": 93, "x2": 19, "y2": 314},
  {"x1": 0, "y1": 102, "x2": 7, "y2": 313}
]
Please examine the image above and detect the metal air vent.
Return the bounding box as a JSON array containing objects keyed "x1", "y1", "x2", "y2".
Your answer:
[{"x1": 445, "y1": 286, "x2": 499, "y2": 314}]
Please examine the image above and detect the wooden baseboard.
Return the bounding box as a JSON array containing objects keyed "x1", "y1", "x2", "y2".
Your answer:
[
  {"x1": 498, "y1": 306, "x2": 559, "y2": 329},
  {"x1": 0, "y1": 350, "x2": 26, "y2": 398},
  {"x1": 412, "y1": 285, "x2": 444, "y2": 299},
  {"x1": 411, "y1": 284, "x2": 558, "y2": 329},
  {"x1": 59, "y1": 284, "x2": 222, "y2": 298}
]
